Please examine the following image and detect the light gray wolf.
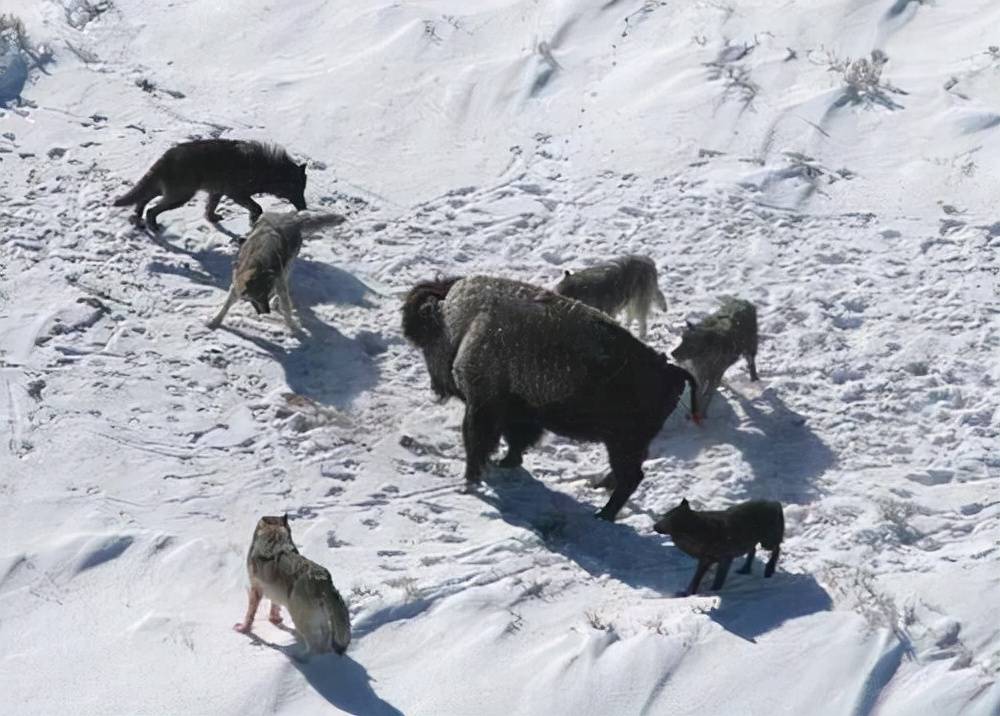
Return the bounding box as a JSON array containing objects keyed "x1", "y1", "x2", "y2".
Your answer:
[
  {"x1": 401, "y1": 275, "x2": 699, "y2": 521},
  {"x1": 207, "y1": 211, "x2": 345, "y2": 332},
  {"x1": 112, "y1": 139, "x2": 308, "y2": 230},
  {"x1": 554, "y1": 254, "x2": 668, "y2": 339},
  {"x1": 233, "y1": 514, "x2": 351, "y2": 655},
  {"x1": 671, "y1": 297, "x2": 759, "y2": 416},
  {"x1": 654, "y1": 498, "x2": 783, "y2": 595}
]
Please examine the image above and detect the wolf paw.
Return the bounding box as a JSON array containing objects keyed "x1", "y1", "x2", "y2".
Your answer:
[{"x1": 233, "y1": 622, "x2": 251, "y2": 633}]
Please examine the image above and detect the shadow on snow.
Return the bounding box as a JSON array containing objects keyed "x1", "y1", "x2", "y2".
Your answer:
[{"x1": 145, "y1": 228, "x2": 380, "y2": 409}]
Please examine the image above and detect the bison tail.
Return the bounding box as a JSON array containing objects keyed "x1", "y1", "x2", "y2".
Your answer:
[{"x1": 401, "y1": 276, "x2": 462, "y2": 347}]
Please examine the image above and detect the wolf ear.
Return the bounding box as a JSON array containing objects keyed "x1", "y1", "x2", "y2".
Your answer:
[
  {"x1": 685, "y1": 319, "x2": 695, "y2": 329},
  {"x1": 298, "y1": 163, "x2": 307, "y2": 174},
  {"x1": 282, "y1": 513, "x2": 290, "y2": 529},
  {"x1": 563, "y1": 270, "x2": 572, "y2": 278},
  {"x1": 680, "y1": 498, "x2": 690, "y2": 509}
]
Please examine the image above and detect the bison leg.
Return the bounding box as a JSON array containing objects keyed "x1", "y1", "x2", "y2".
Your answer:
[
  {"x1": 461, "y1": 404, "x2": 501, "y2": 483},
  {"x1": 747, "y1": 353, "x2": 759, "y2": 381},
  {"x1": 496, "y1": 418, "x2": 543, "y2": 468},
  {"x1": 764, "y1": 545, "x2": 780, "y2": 577},
  {"x1": 737, "y1": 546, "x2": 756, "y2": 574},
  {"x1": 685, "y1": 559, "x2": 712, "y2": 596},
  {"x1": 710, "y1": 558, "x2": 733, "y2": 590},
  {"x1": 595, "y1": 444, "x2": 646, "y2": 521}
]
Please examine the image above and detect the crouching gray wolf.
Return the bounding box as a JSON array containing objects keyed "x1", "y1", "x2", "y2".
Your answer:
[
  {"x1": 113, "y1": 139, "x2": 308, "y2": 230},
  {"x1": 234, "y1": 514, "x2": 351, "y2": 655},
  {"x1": 554, "y1": 255, "x2": 667, "y2": 339},
  {"x1": 671, "y1": 297, "x2": 759, "y2": 417},
  {"x1": 654, "y1": 498, "x2": 783, "y2": 595},
  {"x1": 207, "y1": 211, "x2": 345, "y2": 332},
  {"x1": 402, "y1": 275, "x2": 698, "y2": 521}
]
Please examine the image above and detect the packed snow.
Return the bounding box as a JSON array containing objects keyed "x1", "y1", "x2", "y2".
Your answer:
[{"x1": 1, "y1": 1, "x2": 999, "y2": 714}]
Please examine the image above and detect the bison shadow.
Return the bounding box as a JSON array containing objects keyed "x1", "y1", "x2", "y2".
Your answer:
[
  {"x1": 243, "y1": 631, "x2": 403, "y2": 716},
  {"x1": 475, "y1": 467, "x2": 695, "y2": 595},
  {"x1": 146, "y1": 229, "x2": 380, "y2": 409},
  {"x1": 652, "y1": 383, "x2": 835, "y2": 503}
]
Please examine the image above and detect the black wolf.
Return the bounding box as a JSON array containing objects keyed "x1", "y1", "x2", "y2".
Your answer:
[
  {"x1": 113, "y1": 139, "x2": 307, "y2": 230},
  {"x1": 402, "y1": 275, "x2": 698, "y2": 521},
  {"x1": 654, "y1": 498, "x2": 784, "y2": 595},
  {"x1": 671, "y1": 297, "x2": 759, "y2": 416},
  {"x1": 554, "y1": 254, "x2": 668, "y2": 339}
]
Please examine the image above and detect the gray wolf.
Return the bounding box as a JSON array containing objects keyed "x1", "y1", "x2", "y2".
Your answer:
[
  {"x1": 401, "y1": 275, "x2": 698, "y2": 521},
  {"x1": 112, "y1": 139, "x2": 308, "y2": 230},
  {"x1": 554, "y1": 254, "x2": 667, "y2": 339},
  {"x1": 654, "y1": 498, "x2": 783, "y2": 595},
  {"x1": 233, "y1": 514, "x2": 351, "y2": 655},
  {"x1": 207, "y1": 211, "x2": 345, "y2": 332},
  {"x1": 671, "y1": 297, "x2": 759, "y2": 416}
]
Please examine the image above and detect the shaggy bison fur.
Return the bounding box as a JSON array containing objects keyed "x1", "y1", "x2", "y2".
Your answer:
[{"x1": 402, "y1": 275, "x2": 699, "y2": 521}]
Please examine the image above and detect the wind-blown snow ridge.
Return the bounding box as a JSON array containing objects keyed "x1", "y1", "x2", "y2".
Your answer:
[{"x1": 1, "y1": 0, "x2": 999, "y2": 714}]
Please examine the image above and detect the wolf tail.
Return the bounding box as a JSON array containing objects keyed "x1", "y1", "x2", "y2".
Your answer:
[
  {"x1": 401, "y1": 276, "x2": 461, "y2": 348},
  {"x1": 654, "y1": 287, "x2": 667, "y2": 312},
  {"x1": 327, "y1": 588, "x2": 352, "y2": 655},
  {"x1": 112, "y1": 164, "x2": 161, "y2": 207},
  {"x1": 680, "y1": 367, "x2": 701, "y2": 425},
  {"x1": 295, "y1": 211, "x2": 348, "y2": 233}
]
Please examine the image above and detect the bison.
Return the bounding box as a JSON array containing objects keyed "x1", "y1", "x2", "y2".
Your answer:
[{"x1": 402, "y1": 275, "x2": 698, "y2": 521}]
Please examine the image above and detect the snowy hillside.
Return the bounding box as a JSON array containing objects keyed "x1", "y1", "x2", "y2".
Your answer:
[{"x1": 1, "y1": 1, "x2": 999, "y2": 714}]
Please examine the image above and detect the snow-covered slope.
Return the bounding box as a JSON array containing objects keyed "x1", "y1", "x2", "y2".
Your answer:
[{"x1": 1, "y1": 1, "x2": 998, "y2": 714}]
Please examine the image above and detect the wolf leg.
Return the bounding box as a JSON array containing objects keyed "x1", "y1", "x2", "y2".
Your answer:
[
  {"x1": 636, "y1": 308, "x2": 648, "y2": 340},
  {"x1": 268, "y1": 602, "x2": 284, "y2": 625},
  {"x1": 747, "y1": 353, "x2": 759, "y2": 381},
  {"x1": 229, "y1": 194, "x2": 264, "y2": 225},
  {"x1": 737, "y1": 546, "x2": 756, "y2": 574},
  {"x1": 497, "y1": 418, "x2": 543, "y2": 468},
  {"x1": 204, "y1": 192, "x2": 223, "y2": 222},
  {"x1": 145, "y1": 189, "x2": 196, "y2": 230},
  {"x1": 207, "y1": 286, "x2": 238, "y2": 329},
  {"x1": 275, "y1": 275, "x2": 300, "y2": 333},
  {"x1": 686, "y1": 559, "x2": 712, "y2": 596},
  {"x1": 234, "y1": 585, "x2": 262, "y2": 632},
  {"x1": 710, "y1": 558, "x2": 733, "y2": 590},
  {"x1": 764, "y1": 545, "x2": 780, "y2": 577},
  {"x1": 596, "y1": 443, "x2": 646, "y2": 521},
  {"x1": 461, "y1": 403, "x2": 501, "y2": 484}
]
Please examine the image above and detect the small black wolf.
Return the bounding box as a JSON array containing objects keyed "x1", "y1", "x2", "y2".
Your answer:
[
  {"x1": 402, "y1": 275, "x2": 699, "y2": 521},
  {"x1": 654, "y1": 498, "x2": 784, "y2": 595},
  {"x1": 113, "y1": 139, "x2": 307, "y2": 230}
]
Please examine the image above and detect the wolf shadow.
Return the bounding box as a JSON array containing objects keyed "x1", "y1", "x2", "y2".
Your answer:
[
  {"x1": 651, "y1": 383, "x2": 835, "y2": 503},
  {"x1": 244, "y1": 631, "x2": 402, "y2": 716},
  {"x1": 145, "y1": 228, "x2": 379, "y2": 409},
  {"x1": 706, "y1": 570, "x2": 833, "y2": 642}
]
